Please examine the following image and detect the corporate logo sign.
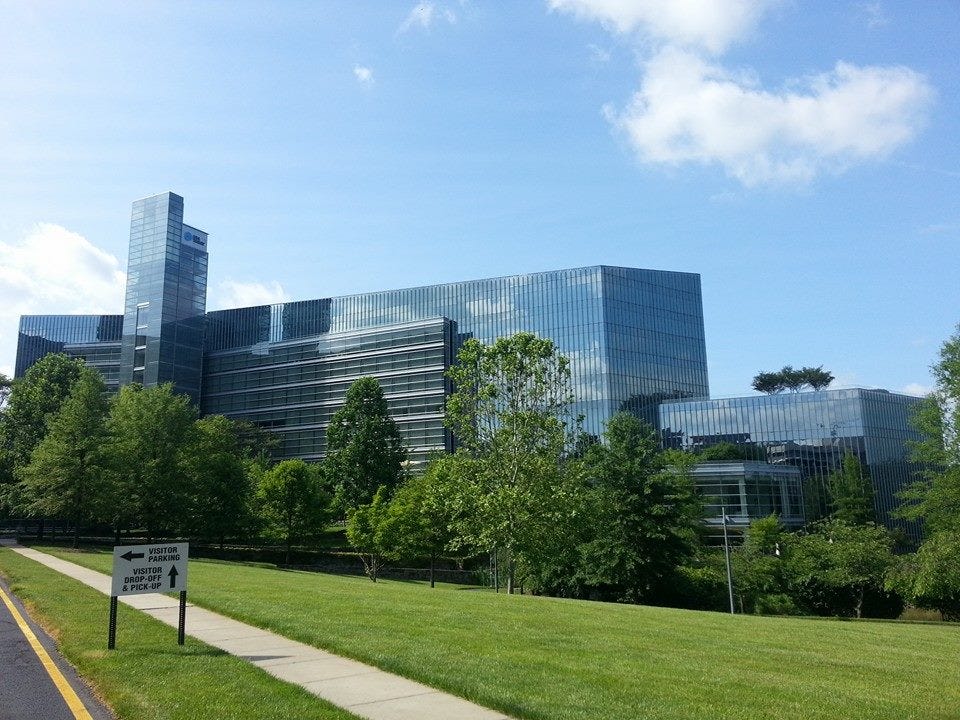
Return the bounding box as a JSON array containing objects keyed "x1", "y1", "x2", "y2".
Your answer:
[{"x1": 181, "y1": 227, "x2": 207, "y2": 248}]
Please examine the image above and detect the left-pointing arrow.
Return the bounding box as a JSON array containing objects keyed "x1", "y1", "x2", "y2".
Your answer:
[
  {"x1": 168, "y1": 566, "x2": 179, "y2": 589},
  {"x1": 120, "y1": 551, "x2": 144, "y2": 561}
]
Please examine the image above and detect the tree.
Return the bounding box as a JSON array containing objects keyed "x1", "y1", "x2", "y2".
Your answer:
[
  {"x1": 573, "y1": 413, "x2": 701, "y2": 603},
  {"x1": 751, "y1": 365, "x2": 834, "y2": 394},
  {"x1": 0, "y1": 355, "x2": 85, "y2": 528},
  {"x1": 256, "y1": 459, "x2": 329, "y2": 564},
  {"x1": 887, "y1": 531, "x2": 960, "y2": 621},
  {"x1": 828, "y1": 452, "x2": 875, "y2": 525},
  {"x1": 325, "y1": 377, "x2": 405, "y2": 513},
  {"x1": 787, "y1": 520, "x2": 898, "y2": 618},
  {"x1": 444, "y1": 333, "x2": 581, "y2": 594},
  {"x1": 346, "y1": 486, "x2": 391, "y2": 581},
  {"x1": 898, "y1": 324, "x2": 960, "y2": 533},
  {"x1": 17, "y1": 367, "x2": 109, "y2": 547},
  {"x1": 181, "y1": 415, "x2": 257, "y2": 549},
  {"x1": 378, "y1": 458, "x2": 459, "y2": 587},
  {"x1": 102, "y1": 384, "x2": 197, "y2": 540},
  {"x1": 1, "y1": 354, "x2": 84, "y2": 482},
  {"x1": 731, "y1": 515, "x2": 796, "y2": 615}
]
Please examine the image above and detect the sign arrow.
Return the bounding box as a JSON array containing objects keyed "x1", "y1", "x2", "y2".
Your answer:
[
  {"x1": 168, "y1": 566, "x2": 178, "y2": 589},
  {"x1": 120, "y1": 551, "x2": 144, "y2": 561}
]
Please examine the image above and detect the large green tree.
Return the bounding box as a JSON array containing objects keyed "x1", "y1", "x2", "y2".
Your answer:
[
  {"x1": 444, "y1": 332, "x2": 583, "y2": 593},
  {"x1": 0, "y1": 354, "x2": 84, "y2": 482},
  {"x1": 828, "y1": 452, "x2": 875, "y2": 525},
  {"x1": 574, "y1": 412, "x2": 701, "y2": 603},
  {"x1": 899, "y1": 324, "x2": 960, "y2": 532},
  {"x1": 256, "y1": 459, "x2": 329, "y2": 564},
  {"x1": 892, "y1": 324, "x2": 960, "y2": 619},
  {"x1": 181, "y1": 415, "x2": 257, "y2": 548},
  {"x1": 731, "y1": 515, "x2": 796, "y2": 615},
  {"x1": 102, "y1": 383, "x2": 197, "y2": 540},
  {"x1": 0, "y1": 354, "x2": 85, "y2": 521},
  {"x1": 887, "y1": 531, "x2": 960, "y2": 620},
  {"x1": 17, "y1": 366, "x2": 109, "y2": 546},
  {"x1": 378, "y1": 458, "x2": 460, "y2": 587},
  {"x1": 787, "y1": 520, "x2": 898, "y2": 618},
  {"x1": 325, "y1": 377, "x2": 405, "y2": 513}
]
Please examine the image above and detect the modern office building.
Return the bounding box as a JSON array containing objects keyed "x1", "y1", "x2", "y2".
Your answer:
[
  {"x1": 120, "y1": 192, "x2": 209, "y2": 403},
  {"x1": 14, "y1": 192, "x2": 928, "y2": 537},
  {"x1": 693, "y1": 461, "x2": 805, "y2": 537},
  {"x1": 659, "y1": 389, "x2": 925, "y2": 540},
  {"x1": 15, "y1": 192, "x2": 710, "y2": 465},
  {"x1": 15, "y1": 314, "x2": 123, "y2": 391}
]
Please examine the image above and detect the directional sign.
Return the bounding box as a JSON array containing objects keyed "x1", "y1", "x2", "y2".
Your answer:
[{"x1": 111, "y1": 543, "x2": 188, "y2": 597}]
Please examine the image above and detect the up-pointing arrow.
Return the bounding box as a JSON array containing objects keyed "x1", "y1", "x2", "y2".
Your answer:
[
  {"x1": 168, "y1": 566, "x2": 179, "y2": 589},
  {"x1": 120, "y1": 551, "x2": 144, "y2": 561}
]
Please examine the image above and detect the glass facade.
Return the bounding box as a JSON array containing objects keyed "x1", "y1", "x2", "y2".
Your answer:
[
  {"x1": 120, "y1": 193, "x2": 208, "y2": 402},
  {"x1": 15, "y1": 314, "x2": 123, "y2": 389},
  {"x1": 206, "y1": 266, "x2": 709, "y2": 437},
  {"x1": 693, "y1": 461, "x2": 805, "y2": 540},
  {"x1": 202, "y1": 317, "x2": 454, "y2": 466},
  {"x1": 658, "y1": 389, "x2": 924, "y2": 540}
]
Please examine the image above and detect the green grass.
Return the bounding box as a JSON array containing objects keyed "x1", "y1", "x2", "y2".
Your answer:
[
  {"x1": 0, "y1": 548, "x2": 358, "y2": 720},
  {"x1": 27, "y1": 546, "x2": 960, "y2": 720}
]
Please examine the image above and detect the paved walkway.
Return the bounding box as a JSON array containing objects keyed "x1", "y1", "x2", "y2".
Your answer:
[{"x1": 8, "y1": 546, "x2": 511, "y2": 720}]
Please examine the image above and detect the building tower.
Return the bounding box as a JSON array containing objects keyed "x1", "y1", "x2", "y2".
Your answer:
[{"x1": 119, "y1": 192, "x2": 208, "y2": 402}]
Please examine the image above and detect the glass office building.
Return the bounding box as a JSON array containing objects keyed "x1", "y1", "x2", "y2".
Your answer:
[
  {"x1": 658, "y1": 389, "x2": 924, "y2": 539},
  {"x1": 693, "y1": 461, "x2": 805, "y2": 538},
  {"x1": 14, "y1": 192, "x2": 930, "y2": 539},
  {"x1": 120, "y1": 192, "x2": 208, "y2": 403},
  {"x1": 202, "y1": 315, "x2": 454, "y2": 465},
  {"x1": 15, "y1": 314, "x2": 123, "y2": 390},
  {"x1": 199, "y1": 267, "x2": 708, "y2": 461},
  {"x1": 14, "y1": 193, "x2": 708, "y2": 464}
]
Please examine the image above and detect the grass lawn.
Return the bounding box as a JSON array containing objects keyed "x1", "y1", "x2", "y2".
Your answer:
[
  {"x1": 0, "y1": 548, "x2": 359, "y2": 720},
  {"x1": 27, "y1": 546, "x2": 960, "y2": 720}
]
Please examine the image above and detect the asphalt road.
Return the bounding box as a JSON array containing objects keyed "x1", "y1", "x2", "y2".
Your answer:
[{"x1": 0, "y1": 573, "x2": 113, "y2": 720}]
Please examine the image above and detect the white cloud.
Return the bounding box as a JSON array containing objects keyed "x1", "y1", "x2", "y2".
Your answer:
[
  {"x1": 397, "y1": 2, "x2": 457, "y2": 34},
  {"x1": 353, "y1": 65, "x2": 374, "y2": 85},
  {"x1": 549, "y1": 0, "x2": 775, "y2": 54},
  {"x1": 860, "y1": 2, "x2": 889, "y2": 29},
  {"x1": 0, "y1": 223, "x2": 126, "y2": 377},
  {"x1": 552, "y1": 0, "x2": 934, "y2": 187},
  {"x1": 606, "y1": 48, "x2": 933, "y2": 185},
  {"x1": 211, "y1": 280, "x2": 289, "y2": 310},
  {"x1": 901, "y1": 383, "x2": 933, "y2": 397}
]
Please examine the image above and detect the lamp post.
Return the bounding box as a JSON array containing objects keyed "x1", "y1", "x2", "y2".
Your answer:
[{"x1": 722, "y1": 505, "x2": 735, "y2": 614}]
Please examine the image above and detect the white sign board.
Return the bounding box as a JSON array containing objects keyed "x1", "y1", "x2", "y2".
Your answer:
[{"x1": 111, "y1": 543, "x2": 188, "y2": 597}]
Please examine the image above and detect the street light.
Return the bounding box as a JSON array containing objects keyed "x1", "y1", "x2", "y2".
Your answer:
[{"x1": 721, "y1": 505, "x2": 735, "y2": 614}]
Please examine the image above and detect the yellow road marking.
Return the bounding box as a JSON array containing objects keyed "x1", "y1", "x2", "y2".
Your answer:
[{"x1": 0, "y1": 583, "x2": 94, "y2": 720}]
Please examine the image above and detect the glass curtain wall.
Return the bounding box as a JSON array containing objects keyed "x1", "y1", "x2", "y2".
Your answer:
[
  {"x1": 15, "y1": 314, "x2": 123, "y2": 389},
  {"x1": 658, "y1": 389, "x2": 924, "y2": 540}
]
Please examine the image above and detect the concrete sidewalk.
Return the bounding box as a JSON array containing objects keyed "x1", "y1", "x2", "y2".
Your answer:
[{"x1": 9, "y1": 546, "x2": 511, "y2": 720}]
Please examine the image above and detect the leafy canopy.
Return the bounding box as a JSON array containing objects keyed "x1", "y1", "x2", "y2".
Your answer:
[
  {"x1": 752, "y1": 365, "x2": 834, "y2": 394},
  {"x1": 325, "y1": 377, "x2": 405, "y2": 512}
]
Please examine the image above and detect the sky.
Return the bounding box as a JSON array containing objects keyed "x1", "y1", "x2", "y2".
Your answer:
[{"x1": 1, "y1": 0, "x2": 957, "y2": 398}]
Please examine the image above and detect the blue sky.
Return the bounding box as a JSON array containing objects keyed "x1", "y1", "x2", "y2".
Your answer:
[{"x1": 1, "y1": 1, "x2": 957, "y2": 397}]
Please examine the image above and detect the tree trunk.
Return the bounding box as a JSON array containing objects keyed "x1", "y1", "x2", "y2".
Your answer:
[
  {"x1": 114, "y1": 526, "x2": 121, "y2": 544},
  {"x1": 855, "y1": 587, "x2": 864, "y2": 619},
  {"x1": 37, "y1": 518, "x2": 44, "y2": 540},
  {"x1": 506, "y1": 554, "x2": 515, "y2": 595},
  {"x1": 285, "y1": 537, "x2": 291, "y2": 566},
  {"x1": 73, "y1": 523, "x2": 79, "y2": 549},
  {"x1": 429, "y1": 553, "x2": 435, "y2": 589}
]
